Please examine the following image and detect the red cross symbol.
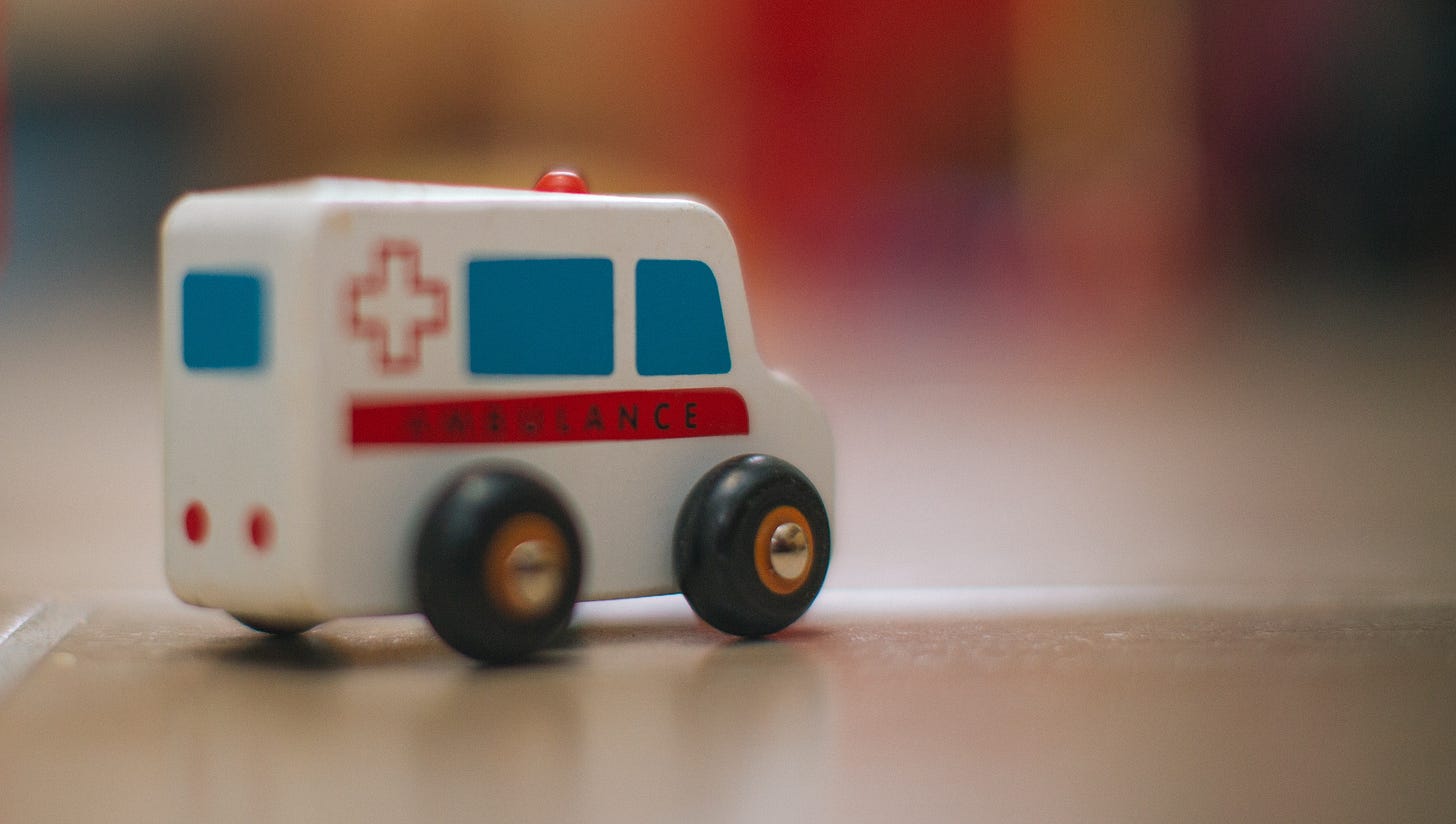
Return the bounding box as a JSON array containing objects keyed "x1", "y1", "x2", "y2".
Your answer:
[{"x1": 348, "y1": 240, "x2": 449, "y2": 374}]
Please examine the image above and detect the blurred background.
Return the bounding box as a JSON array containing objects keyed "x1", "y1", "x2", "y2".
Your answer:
[{"x1": 2, "y1": 1, "x2": 1453, "y2": 595}]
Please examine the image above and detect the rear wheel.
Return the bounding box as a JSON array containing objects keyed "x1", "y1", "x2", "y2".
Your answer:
[
  {"x1": 675, "y1": 454, "x2": 830, "y2": 637},
  {"x1": 415, "y1": 466, "x2": 583, "y2": 663}
]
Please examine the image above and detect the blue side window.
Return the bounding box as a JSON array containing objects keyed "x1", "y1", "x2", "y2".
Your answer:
[
  {"x1": 636, "y1": 259, "x2": 731, "y2": 376},
  {"x1": 182, "y1": 271, "x2": 266, "y2": 371},
  {"x1": 468, "y1": 258, "x2": 613, "y2": 375}
]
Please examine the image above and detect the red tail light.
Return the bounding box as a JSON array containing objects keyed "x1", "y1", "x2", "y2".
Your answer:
[
  {"x1": 183, "y1": 501, "x2": 208, "y2": 544},
  {"x1": 247, "y1": 507, "x2": 275, "y2": 552}
]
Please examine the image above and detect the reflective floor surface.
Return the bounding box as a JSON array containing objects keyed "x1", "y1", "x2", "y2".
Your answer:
[{"x1": 2, "y1": 588, "x2": 1453, "y2": 823}]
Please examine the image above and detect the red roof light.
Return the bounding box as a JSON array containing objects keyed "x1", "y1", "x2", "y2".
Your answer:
[{"x1": 534, "y1": 170, "x2": 589, "y2": 194}]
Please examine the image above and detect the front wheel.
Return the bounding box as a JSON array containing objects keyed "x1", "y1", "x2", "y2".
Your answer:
[
  {"x1": 415, "y1": 466, "x2": 583, "y2": 663},
  {"x1": 674, "y1": 454, "x2": 831, "y2": 637}
]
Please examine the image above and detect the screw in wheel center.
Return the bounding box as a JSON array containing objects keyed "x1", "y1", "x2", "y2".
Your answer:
[
  {"x1": 486, "y1": 514, "x2": 569, "y2": 620},
  {"x1": 504, "y1": 538, "x2": 564, "y2": 613},
  {"x1": 768, "y1": 522, "x2": 809, "y2": 580}
]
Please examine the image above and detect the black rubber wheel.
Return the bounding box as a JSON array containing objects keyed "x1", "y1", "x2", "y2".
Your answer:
[
  {"x1": 415, "y1": 465, "x2": 583, "y2": 663},
  {"x1": 674, "y1": 454, "x2": 831, "y2": 637},
  {"x1": 229, "y1": 613, "x2": 319, "y2": 636}
]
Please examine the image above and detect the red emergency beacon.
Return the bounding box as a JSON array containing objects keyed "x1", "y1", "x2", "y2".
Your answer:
[{"x1": 534, "y1": 169, "x2": 589, "y2": 194}]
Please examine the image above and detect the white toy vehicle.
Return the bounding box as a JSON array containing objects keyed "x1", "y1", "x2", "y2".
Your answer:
[{"x1": 161, "y1": 172, "x2": 833, "y2": 662}]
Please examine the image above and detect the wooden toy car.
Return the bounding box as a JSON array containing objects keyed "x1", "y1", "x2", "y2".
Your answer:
[{"x1": 161, "y1": 172, "x2": 833, "y2": 662}]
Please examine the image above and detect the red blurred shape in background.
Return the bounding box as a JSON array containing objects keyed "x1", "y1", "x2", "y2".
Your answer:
[{"x1": 742, "y1": 1, "x2": 1013, "y2": 259}]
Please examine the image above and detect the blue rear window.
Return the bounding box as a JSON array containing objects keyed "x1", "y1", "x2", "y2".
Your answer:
[
  {"x1": 182, "y1": 271, "x2": 266, "y2": 371},
  {"x1": 467, "y1": 258, "x2": 614, "y2": 375},
  {"x1": 635, "y1": 259, "x2": 730, "y2": 376}
]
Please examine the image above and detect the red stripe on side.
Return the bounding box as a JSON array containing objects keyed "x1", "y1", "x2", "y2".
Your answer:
[{"x1": 351, "y1": 387, "x2": 749, "y2": 447}]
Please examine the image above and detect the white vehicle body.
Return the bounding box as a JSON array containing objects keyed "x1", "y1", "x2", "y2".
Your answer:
[{"x1": 162, "y1": 178, "x2": 833, "y2": 626}]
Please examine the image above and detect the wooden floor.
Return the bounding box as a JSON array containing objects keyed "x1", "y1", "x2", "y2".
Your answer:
[{"x1": 2, "y1": 588, "x2": 1453, "y2": 823}]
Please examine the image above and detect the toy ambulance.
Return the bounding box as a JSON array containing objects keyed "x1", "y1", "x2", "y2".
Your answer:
[{"x1": 161, "y1": 172, "x2": 833, "y2": 662}]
